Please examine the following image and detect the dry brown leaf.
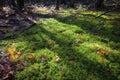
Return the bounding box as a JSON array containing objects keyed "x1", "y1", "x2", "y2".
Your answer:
[
  {"x1": 97, "y1": 49, "x2": 109, "y2": 56},
  {"x1": 75, "y1": 39, "x2": 81, "y2": 43}
]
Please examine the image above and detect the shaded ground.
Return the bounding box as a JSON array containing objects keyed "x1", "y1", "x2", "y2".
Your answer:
[{"x1": 0, "y1": 10, "x2": 57, "y2": 40}]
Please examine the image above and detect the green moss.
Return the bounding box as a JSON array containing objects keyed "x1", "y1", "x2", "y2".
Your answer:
[{"x1": 0, "y1": 9, "x2": 120, "y2": 80}]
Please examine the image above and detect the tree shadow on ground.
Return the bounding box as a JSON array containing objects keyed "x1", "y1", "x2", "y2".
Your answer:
[
  {"x1": 20, "y1": 25, "x2": 118, "y2": 80},
  {"x1": 1, "y1": 12, "x2": 120, "y2": 79},
  {"x1": 0, "y1": 11, "x2": 57, "y2": 40},
  {"x1": 54, "y1": 14, "x2": 120, "y2": 50}
]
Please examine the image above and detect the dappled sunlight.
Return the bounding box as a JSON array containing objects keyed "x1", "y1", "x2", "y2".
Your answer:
[
  {"x1": 0, "y1": 9, "x2": 120, "y2": 80},
  {"x1": 12, "y1": 22, "x2": 118, "y2": 79},
  {"x1": 55, "y1": 11, "x2": 120, "y2": 44}
]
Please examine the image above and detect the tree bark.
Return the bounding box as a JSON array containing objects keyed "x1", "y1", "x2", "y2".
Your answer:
[
  {"x1": 10, "y1": 0, "x2": 17, "y2": 9},
  {"x1": 68, "y1": 0, "x2": 76, "y2": 8},
  {"x1": 55, "y1": 0, "x2": 61, "y2": 10},
  {"x1": 95, "y1": 0, "x2": 104, "y2": 9},
  {"x1": 0, "y1": 0, "x2": 5, "y2": 9},
  {"x1": 17, "y1": 0, "x2": 24, "y2": 11}
]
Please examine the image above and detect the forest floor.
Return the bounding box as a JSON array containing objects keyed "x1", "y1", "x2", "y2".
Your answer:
[{"x1": 0, "y1": 9, "x2": 120, "y2": 80}]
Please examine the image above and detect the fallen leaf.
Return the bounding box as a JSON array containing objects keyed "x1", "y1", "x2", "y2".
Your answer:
[
  {"x1": 15, "y1": 52, "x2": 21, "y2": 55},
  {"x1": 28, "y1": 53, "x2": 35, "y2": 59},
  {"x1": 5, "y1": 15, "x2": 9, "y2": 17},
  {"x1": 24, "y1": 12, "x2": 28, "y2": 14},
  {"x1": 6, "y1": 46, "x2": 16, "y2": 55},
  {"x1": 0, "y1": 51, "x2": 26, "y2": 80},
  {"x1": 97, "y1": 49, "x2": 106, "y2": 55},
  {"x1": 97, "y1": 49, "x2": 109, "y2": 56},
  {"x1": 9, "y1": 55, "x2": 18, "y2": 61},
  {"x1": 52, "y1": 56, "x2": 60, "y2": 62},
  {"x1": 75, "y1": 39, "x2": 81, "y2": 43}
]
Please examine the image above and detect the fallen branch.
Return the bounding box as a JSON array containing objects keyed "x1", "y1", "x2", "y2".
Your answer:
[{"x1": 96, "y1": 7, "x2": 119, "y2": 18}]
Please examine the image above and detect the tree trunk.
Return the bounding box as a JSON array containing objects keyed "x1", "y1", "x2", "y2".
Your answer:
[
  {"x1": 69, "y1": 0, "x2": 76, "y2": 8},
  {"x1": 0, "y1": 0, "x2": 5, "y2": 9},
  {"x1": 17, "y1": 0, "x2": 24, "y2": 11},
  {"x1": 55, "y1": 0, "x2": 61, "y2": 10},
  {"x1": 10, "y1": 0, "x2": 17, "y2": 9},
  {"x1": 95, "y1": 0, "x2": 104, "y2": 9}
]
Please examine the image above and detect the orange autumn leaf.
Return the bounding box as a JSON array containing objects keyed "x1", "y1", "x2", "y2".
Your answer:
[
  {"x1": 52, "y1": 56, "x2": 60, "y2": 62},
  {"x1": 15, "y1": 52, "x2": 21, "y2": 55},
  {"x1": 14, "y1": 54, "x2": 19, "y2": 59},
  {"x1": 6, "y1": 46, "x2": 16, "y2": 55},
  {"x1": 97, "y1": 49, "x2": 109, "y2": 56},
  {"x1": 10, "y1": 55, "x2": 16, "y2": 61},
  {"x1": 97, "y1": 49, "x2": 106, "y2": 55},
  {"x1": 15, "y1": 52, "x2": 21, "y2": 58},
  {"x1": 10, "y1": 54, "x2": 19, "y2": 61},
  {"x1": 28, "y1": 53, "x2": 35, "y2": 59}
]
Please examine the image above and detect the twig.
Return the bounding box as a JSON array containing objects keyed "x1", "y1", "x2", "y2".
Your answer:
[{"x1": 95, "y1": 7, "x2": 119, "y2": 18}]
